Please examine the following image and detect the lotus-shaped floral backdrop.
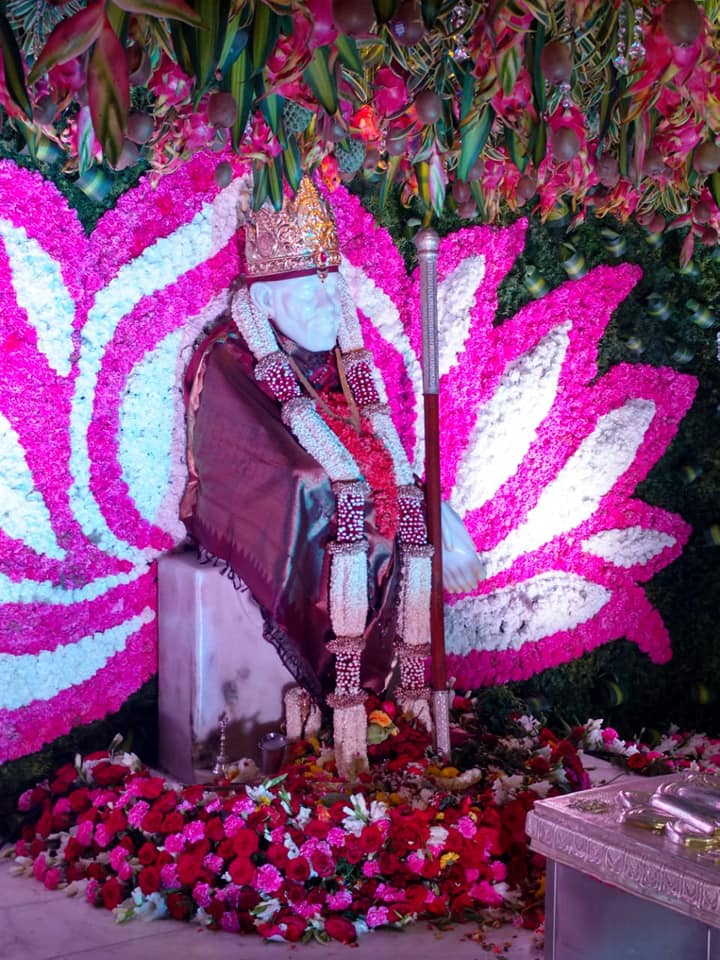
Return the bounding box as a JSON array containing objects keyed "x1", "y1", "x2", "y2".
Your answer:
[{"x1": 0, "y1": 153, "x2": 696, "y2": 764}]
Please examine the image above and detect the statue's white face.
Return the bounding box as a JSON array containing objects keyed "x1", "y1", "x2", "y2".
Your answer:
[{"x1": 250, "y1": 272, "x2": 342, "y2": 352}]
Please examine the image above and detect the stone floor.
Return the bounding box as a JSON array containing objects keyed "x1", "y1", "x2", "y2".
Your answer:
[{"x1": 0, "y1": 858, "x2": 542, "y2": 960}]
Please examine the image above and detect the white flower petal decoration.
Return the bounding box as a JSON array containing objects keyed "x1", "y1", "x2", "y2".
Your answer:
[
  {"x1": 437, "y1": 255, "x2": 485, "y2": 379},
  {"x1": 70, "y1": 198, "x2": 239, "y2": 562},
  {"x1": 0, "y1": 565, "x2": 147, "y2": 605},
  {"x1": 482, "y1": 398, "x2": 657, "y2": 576},
  {"x1": 0, "y1": 218, "x2": 75, "y2": 377},
  {"x1": 582, "y1": 526, "x2": 676, "y2": 567},
  {"x1": 450, "y1": 323, "x2": 570, "y2": 517},
  {"x1": 340, "y1": 257, "x2": 424, "y2": 466},
  {"x1": 118, "y1": 329, "x2": 182, "y2": 527},
  {"x1": 0, "y1": 607, "x2": 155, "y2": 710},
  {"x1": 445, "y1": 572, "x2": 611, "y2": 654},
  {"x1": 0, "y1": 412, "x2": 65, "y2": 559}
]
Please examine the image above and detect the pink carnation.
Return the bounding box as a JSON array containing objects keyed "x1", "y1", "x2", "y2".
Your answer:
[
  {"x1": 220, "y1": 911, "x2": 240, "y2": 932},
  {"x1": 326, "y1": 889, "x2": 352, "y2": 910},
  {"x1": 457, "y1": 816, "x2": 477, "y2": 839},
  {"x1": 192, "y1": 882, "x2": 213, "y2": 908},
  {"x1": 366, "y1": 905, "x2": 389, "y2": 928},
  {"x1": 127, "y1": 800, "x2": 149, "y2": 829},
  {"x1": 254, "y1": 863, "x2": 283, "y2": 894},
  {"x1": 327, "y1": 828, "x2": 345, "y2": 848},
  {"x1": 76, "y1": 821, "x2": 93, "y2": 846},
  {"x1": 160, "y1": 863, "x2": 179, "y2": 888}
]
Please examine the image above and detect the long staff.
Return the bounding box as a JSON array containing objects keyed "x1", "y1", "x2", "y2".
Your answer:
[{"x1": 414, "y1": 228, "x2": 450, "y2": 757}]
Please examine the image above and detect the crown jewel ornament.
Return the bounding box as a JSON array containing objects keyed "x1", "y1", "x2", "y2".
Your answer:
[{"x1": 244, "y1": 176, "x2": 341, "y2": 282}]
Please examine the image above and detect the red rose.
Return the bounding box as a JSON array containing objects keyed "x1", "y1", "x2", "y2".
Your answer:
[
  {"x1": 305, "y1": 819, "x2": 330, "y2": 840},
  {"x1": 176, "y1": 853, "x2": 204, "y2": 886},
  {"x1": 228, "y1": 856, "x2": 255, "y2": 886},
  {"x1": 87, "y1": 862, "x2": 108, "y2": 882},
  {"x1": 68, "y1": 789, "x2": 91, "y2": 813},
  {"x1": 135, "y1": 777, "x2": 165, "y2": 800},
  {"x1": 166, "y1": 892, "x2": 193, "y2": 921},
  {"x1": 279, "y1": 912, "x2": 307, "y2": 942},
  {"x1": 162, "y1": 811, "x2": 185, "y2": 835},
  {"x1": 100, "y1": 877, "x2": 124, "y2": 910},
  {"x1": 343, "y1": 836, "x2": 365, "y2": 864},
  {"x1": 64, "y1": 838, "x2": 83, "y2": 862},
  {"x1": 266, "y1": 842, "x2": 289, "y2": 870},
  {"x1": 138, "y1": 866, "x2": 161, "y2": 895},
  {"x1": 237, "y1": 888, "x2": 260, "y2": 911},
  {"x1": 141, "y1": 810, "x2": 164, "y2": 834},
  {"x1": 204, "y1": 817, "x2": 225, "y2": 842},
  {"x1": 137, "y1": 842, "x2": 158, "y2": 866},
  {"x1": 216, "y1": 838, "x2": 235, "y2": 860},
  {"x1": 66, "y1": 862, "x2": 85, "y2": 883},
  {"x1": 105, "y1": 808, "x2": 127, "y2": 836},
  {"x1": 311, "y1": 850, "x2": 335, "y2": 878},
  {"x1": 627, "y1": 753, "x2": 650, "y2": 771},
  {"x1": 286, "y1": 857, "x2": 310, "y2": 883},
  {"x1": 156, "y1": 850, "x2": 172, "y2": 869},
  {"x1": 360, "y1": 824, "x2": 384, "y2": 855},
  {"x1": 153, "y1": 791, "x2": 178, "y2": 813},
  {"x1": 232, "y1": 828, "x2": 259, "y2": 858},
  {"x1": 34, "y1": 811, "x2": 53, "y2": 838},
  {"x1": 92, "y1": 763, "x2": 130, "y2": 787},
  {"x1": 118, "y1": 834, "x2": 135, "y2": 853}
]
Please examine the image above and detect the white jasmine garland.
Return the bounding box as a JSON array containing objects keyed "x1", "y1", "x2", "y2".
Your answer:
[
  {"x1": 366, "y1": 408, "x2": 414, "y2": 486},
  {"x1": 398, "y1": 551, "x2": 433, "y2": 647},
  {"x1": 281, "y1": 399, "x2": 361, "y2": 482},
  {"x1": 328, "y1": 542, "x2": 369, "y2": 637}
]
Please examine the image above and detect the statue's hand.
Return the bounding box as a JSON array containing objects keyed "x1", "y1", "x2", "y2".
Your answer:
[{"x1": 441, "y1": 501, "x2": 485, "y2": 594}]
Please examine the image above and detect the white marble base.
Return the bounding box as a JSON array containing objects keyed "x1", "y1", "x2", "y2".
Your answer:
[{"x1": 157, "y1": 552, "x2": 294, "y2": 782}]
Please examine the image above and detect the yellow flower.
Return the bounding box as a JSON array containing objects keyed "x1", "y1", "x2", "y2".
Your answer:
[
  {"x1": 440, "y1": 852, "x2": 460, "y2": 867},
  {"x1": 368, "y1": 709, "x2": 393, "y2": 728}
]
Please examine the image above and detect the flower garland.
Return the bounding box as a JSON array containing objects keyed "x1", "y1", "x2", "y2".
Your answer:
[{"x1": 230, "y1": 282, "x2": 433, "y2": 773}]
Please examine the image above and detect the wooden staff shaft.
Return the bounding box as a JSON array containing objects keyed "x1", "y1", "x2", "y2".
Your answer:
[
  {"x1": 414, "y1": 228, "x2": 446, "y2": 693},
  {"x1": 423, "y1": 393, "x2": 446, "y2": 691}
]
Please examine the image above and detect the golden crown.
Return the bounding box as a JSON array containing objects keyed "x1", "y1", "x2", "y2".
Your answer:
[{"x1": 244, "y1": 176, "x2": 341, "y2": 282}]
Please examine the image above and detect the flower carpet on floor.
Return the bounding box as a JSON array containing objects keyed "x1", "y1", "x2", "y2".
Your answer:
[{"x1": 7, "y1": 697, "x2": 720, "y2": 945}]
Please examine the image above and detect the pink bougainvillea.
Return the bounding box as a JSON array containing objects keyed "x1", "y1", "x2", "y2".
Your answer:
[{"x1": 0, "y1": 158, "x2": 696, "y2": 762}]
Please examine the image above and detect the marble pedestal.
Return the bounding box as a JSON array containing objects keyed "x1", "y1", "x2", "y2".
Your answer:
[
  {"x1": 526, "y1": 774, "x2": 720, "y2": 960},
  {"x1": 157, "y1": 552, "x2": 294, "y2": 783}
]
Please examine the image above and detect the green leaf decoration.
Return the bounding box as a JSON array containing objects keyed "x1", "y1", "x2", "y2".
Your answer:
[
  {"x1": 180, "y1": 0, "x2": 230, "y2": 90},
  {"x1": 76, "y1": 105, "x2": 95, "y2": 176},
  {"x1": 261, "y1": 92, "x2": 285, "y2": 140},
  {"x1": 267, "y1": 153, "x2": 284, "y2": 210},
  {"x1": 498, "y1": 46, "x2": 520, "y2": 97},
  {"x1": 282, "y1": 137, "x2": 303, "y2": 191},
  {"x1": 0, "y1": 12, "x2": 32, "y2": 118},
  {"x1": 457, "y1": 105, "x2": 495, "y2": 181},
  {"x1": 252, "y1": 160, "x2": 269, "y2": 209},
  {"x1": 709, "y1": 171, "x2": 720, "y2": 210},
  {"x1": 217, "y1": 17, "x2": 247, "y2": 75},
  {"x1": 251, "y1": 1, "x2": 279, "y2": 75},
  {"x1": 420, "y1": 0, "x2": 441, "y2": 28},
  {"x1": 225, "y1": 46, "x2": 253, "y2": 150},
  {"x1": 372, "y1": 0, "x2": 399, "y2": 24},
  {"x1": 504, "y1": 125, "x2": 528, "y2": 173},
  {"x1": 379, "y1": 153, "x2": 402, "y2": 208},
  {"x1": 28, "y1": 0, "x2": 105, "y2": 83},
  {"x1": 110, "y1": 0, "x2": 205, "y2": 28},
  {"x1": 303, "y1": 45, "x2": 338, "y2": 114},
  {"x1": 334, "y1": 34, "x2": 363, "y2": 74},
  {"x1": 87, "y1": 19, "x2": 130, "y2": 167},
  {"x1": 531, "y1": 117, "x2": 547, "y2": 165},
  {"x1": 528, "y1": 22, "x2": 546, "y2": 114}
]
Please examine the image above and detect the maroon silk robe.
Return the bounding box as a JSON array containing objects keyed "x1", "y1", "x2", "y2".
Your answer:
[{"x1": 181, "y1": 319, "x2": 401, "y2": 703}]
